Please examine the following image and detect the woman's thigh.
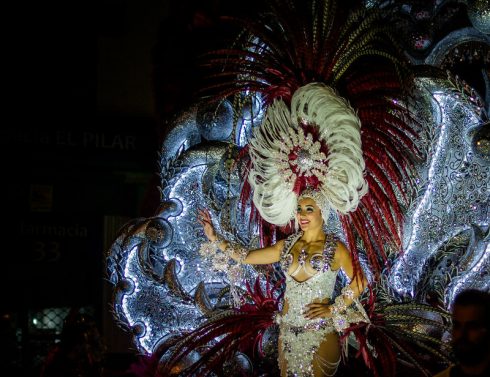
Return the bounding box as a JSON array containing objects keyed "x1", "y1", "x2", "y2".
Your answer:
[
  {"x1": 312, "y1": 331, "x2": 341, "y2": 377},
  {"x1": 277, "y1": 335, "x2": 287, "y2": 377}
]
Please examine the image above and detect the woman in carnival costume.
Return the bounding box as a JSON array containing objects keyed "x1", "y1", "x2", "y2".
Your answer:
[
  {"x1": 197, "y1": 82, "x2": 370, "y2": 377},
  {"x1": 162, "y1": 0, "x2": 426, "y2": 376}
]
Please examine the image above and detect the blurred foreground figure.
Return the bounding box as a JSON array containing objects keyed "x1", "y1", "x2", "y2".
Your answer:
[{"x1": 435, "y1": 290, "x2": 490, "y2": 377}]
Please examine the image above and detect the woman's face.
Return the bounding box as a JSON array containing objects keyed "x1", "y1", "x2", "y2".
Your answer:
[{"x1": 296, "y1": 197, "x2": 323, "y2": 231}]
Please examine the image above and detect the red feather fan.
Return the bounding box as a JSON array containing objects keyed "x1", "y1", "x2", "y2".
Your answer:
[
  {"x1": 341, "y1": 289, "x2": 452, "y2": 377},
  {"x1": 158, "y1": 276, "x2": 283, "y2": 377}
]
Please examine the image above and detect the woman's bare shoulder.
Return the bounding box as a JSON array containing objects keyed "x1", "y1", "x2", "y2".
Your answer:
[
  {"x1": 334, "y1": 240, "x2": 349, "y2": 253},
  {"x1": 331, "y1": 240, "x2": 350, "y2": 267}
]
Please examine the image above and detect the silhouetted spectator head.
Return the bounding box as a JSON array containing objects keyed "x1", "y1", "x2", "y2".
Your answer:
[{"x1": 451, "y1": 289, "x2": 490, "y2": 373}]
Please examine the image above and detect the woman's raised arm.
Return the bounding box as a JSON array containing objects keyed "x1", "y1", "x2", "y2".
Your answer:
[{"x1": 198, "y1": 208, "x2": 283, "y2": 265}]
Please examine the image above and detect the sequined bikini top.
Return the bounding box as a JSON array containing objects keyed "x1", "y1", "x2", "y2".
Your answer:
[{"x1": 280, "y1": 232, "x2": 337, "y2": 280}]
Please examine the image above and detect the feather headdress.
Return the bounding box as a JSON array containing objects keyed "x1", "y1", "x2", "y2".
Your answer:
[
  {"x1": 200, "y1": 0, "x2": 420, "y2": 275},
  {"x1": 249, "y1": 83, "x2": 367, "y2": 226}
]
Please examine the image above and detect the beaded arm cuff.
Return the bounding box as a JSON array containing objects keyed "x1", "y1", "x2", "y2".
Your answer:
[
  {"x1": 224, "y1": 242, "x2": 249, "y2": 263},
  {"x1": 198, "y1": 234, "x2": 249, "y2": 307},
  {"x1": 331, "y1": 286, "x2": 354, "y2": 314},
  {"x1": 331, "y1": 286, "x2": 360, "y2": 332}
]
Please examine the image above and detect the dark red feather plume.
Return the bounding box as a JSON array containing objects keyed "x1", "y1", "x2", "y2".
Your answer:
[
  {"x1": 159, "y1": 275, "x2": 283, "y2": 377},
  {"x1": 341, "y1": 288, "x2": 451, "y2": 377}
]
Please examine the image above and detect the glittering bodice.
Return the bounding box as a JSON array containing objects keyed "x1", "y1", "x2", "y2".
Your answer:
[{"x1": 280, "y1": 232, "x2": 338, "y2": 327}]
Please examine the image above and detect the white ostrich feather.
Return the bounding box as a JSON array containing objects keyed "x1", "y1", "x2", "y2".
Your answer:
[{"x1": 248, "y1": 83, "x2": 368, "y2": 226}]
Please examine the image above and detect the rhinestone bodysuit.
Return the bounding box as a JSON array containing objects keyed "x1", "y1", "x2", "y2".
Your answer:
[{"x1": 276, "y1": 232, "x2": 340, "y2": 376}]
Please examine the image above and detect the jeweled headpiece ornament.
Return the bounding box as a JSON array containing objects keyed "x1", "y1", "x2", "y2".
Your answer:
[
  {"x1": 201, "y1": 0, "x2": 421, "y2": 275},
  {"x1": 248, "y1": 83, "x2": 367, "y2": 226}
]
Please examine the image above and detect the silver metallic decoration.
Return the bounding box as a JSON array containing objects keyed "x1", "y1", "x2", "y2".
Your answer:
[
  {"x1": 445, "y1": 225, "x2": 490, "y2": 308},
  {"x1": 424, "y1": 27, "x2": 490, "y2": 113},
  {"x1": 234, "y1": 92, "x2": 265, "y2": 147},
  {"x1": 196, "y1": 99, "x2": 234, "y2": 141},
  {"x1": 467, "y1": 0, "x2": 490, "y2": 34},
  {"x1": 160, "y1": 103, "x2": 201, "y2": 164},
  {"x1": 424, "y1": 27, "x2": 490, "y2": 67},
  {"x1": 389, "y1": 76, "x2": 490, "y2": 299},
  {"x1": 106, "y1": 3, "x2": 490, "y2": 371},
  {"x1": 107, "y1": 140, "x2": 263, "y2": 354}
]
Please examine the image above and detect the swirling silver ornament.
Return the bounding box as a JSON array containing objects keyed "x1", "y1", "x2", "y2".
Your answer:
[
  {"x1": 445, "y1": 225, "x2": 490, "y2": 309},
  {"x1": 107, "y1": 142, "x2": 262, "y2": 354},
  {"x1": 196, "y1": 99, "x2": 234, "y2": 141},
  {"x1": 389, "y1": 76, "x2": 490, "y2": 299},
  {"x1": 467, "y1": 0, "x2": 490, "y2": 34}
]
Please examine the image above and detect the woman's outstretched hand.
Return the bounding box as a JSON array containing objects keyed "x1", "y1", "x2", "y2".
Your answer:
[
  {"x1": 304, "y1": 300, "x2": 333, "y2": 320},
  {"x1": 197, "y1": 208, "x2": 217, "y2": 242}
]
